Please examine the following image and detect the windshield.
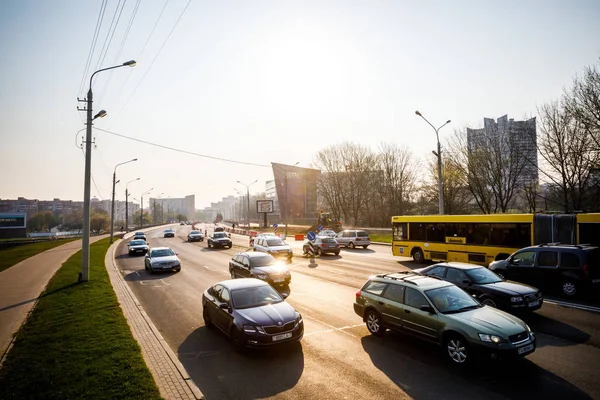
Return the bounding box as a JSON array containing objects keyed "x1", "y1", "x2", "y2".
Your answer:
[
  {"x1": 165, "y1": 229, "x2": 174, "y2": 233},
  {"x1": 425, "y1": 286, "x2": 480, "y2": 314},
  {"x1": 251, "y1": 255, "x2": 278, "y2": 267},
  {"x1": 151, "y1": 249, "x2": 175, "y2": 257},
  {"x1": 130, "y1": 240, "x2": 146, "y2": 245},
  {"x1": 231, "y1": 285, "x2": 283, "y2": 309},
  {"x1": 190, "y1": 231, "x2": 201, "y2": 234},
  {"x1": 266, "y1": 238, "x2": 285, "y2": 246},
  {"x1": 465, "y1": 267, "x2": 502, "y2": 284},
  {"x1": 135, "y1": 232, "x2": 144, "y2": 236},
  {"x1": 214, "y1": 232, "x2": 227, "y2": 238}
]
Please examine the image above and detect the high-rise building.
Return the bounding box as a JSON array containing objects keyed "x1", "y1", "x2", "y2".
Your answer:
[{"x1": 467, "y1": 115, "x2": 538, "y2": 186}]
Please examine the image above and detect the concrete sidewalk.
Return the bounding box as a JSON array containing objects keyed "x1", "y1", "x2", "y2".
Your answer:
[{"x1": 0, "y1": 235, "x2": 203, "y2": 400}]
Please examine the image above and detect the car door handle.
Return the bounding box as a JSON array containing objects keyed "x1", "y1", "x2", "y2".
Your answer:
[{"x1": 404, "y1": 309, "x2": 411, "y2": 314}]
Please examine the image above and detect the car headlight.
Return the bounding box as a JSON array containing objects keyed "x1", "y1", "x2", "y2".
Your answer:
[
  {"x1": 478, "y1": 333, "x2": 505, "y2": 343},
  {"x1": 511, "y1": 296, "x2": 523, "y2": 303},
  {"x1": 243, "y1": 324, "x2": 265, "y2": 334},
  {"x1": 295, "y1": 314, "x2": 303, "y2": 327}
]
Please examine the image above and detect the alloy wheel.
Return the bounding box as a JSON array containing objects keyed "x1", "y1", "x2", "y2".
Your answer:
[
  {"x1": 562, "y1": 281, "x2": 577, "y2": 296},
  {"x1": 446, "y1": 337, "x2": 468, "y2": 364},
  {"x1": 482, "y1": 298, "x2": 497, "y2": 308}
]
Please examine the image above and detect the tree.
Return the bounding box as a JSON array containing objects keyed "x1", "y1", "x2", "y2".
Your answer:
[
  {"x1": 564, "y1": 60, "x2": 600, "y2": 149},
  {"x1": 90, "y1": 210, "x2": 109, "y2": 233},
  {"x1": 27, "y1": 211, "x2": 57, "y2": 232},
  {"x1": 132, "y1": 210, "x2": 153, "y2": 226}
]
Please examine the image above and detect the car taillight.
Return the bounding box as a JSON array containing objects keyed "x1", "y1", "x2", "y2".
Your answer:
[
  {"x1": 356, "y1": 238, "x2": 361, "y2": 241},
  {"x1": 321, "y1": 244, "x2": 326, "y2": 248},
  {"x1": 355, "y1": 290, "x2": 361, "y2": 300},
  {"x1": 583, "y1": 264, "x2": 588, "y2": 278}
]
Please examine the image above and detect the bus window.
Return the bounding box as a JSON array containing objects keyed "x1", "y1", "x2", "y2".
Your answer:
[
  {"x1": 445, "y1": 223, "x2": 467, "y2": 238},
  {"x1": 409, "y1": 223, "x2": 427, "y2": 241},
  {"x1": 467, "y1": 223, "x2": 490, "y2": 245},
  {"x1": 393, "y1": 223, "x2": 408, "y2": 241},
  {"x1": 427, "y1": 224, "x2": 445, "y2": 242}
]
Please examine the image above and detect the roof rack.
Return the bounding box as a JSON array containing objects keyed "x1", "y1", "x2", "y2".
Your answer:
[
  {"x1": 537, "y1": 243, "x2": 592, "y2": 249},
  {"x1": 378, "y1": 271, "x2": 442, "y2": 285}
]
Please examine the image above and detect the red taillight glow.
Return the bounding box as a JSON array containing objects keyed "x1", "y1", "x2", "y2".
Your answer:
[
  {"x1": 583, "y1": 264, "x2": 588, "y2": 277},
  {"x1": 355, "y1": 290, "x2": 361, "y2": 300},
  {"x1": 321, "y1": 244, "x2": 326, "y2": 248}
]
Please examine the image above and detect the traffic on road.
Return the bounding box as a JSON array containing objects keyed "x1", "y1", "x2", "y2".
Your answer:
[{"x1": 114, "y1": 223, "x2": 600, "y2": 400}]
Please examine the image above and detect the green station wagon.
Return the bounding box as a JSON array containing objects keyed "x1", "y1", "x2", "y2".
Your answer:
[{"x1": 354, "y1": 272, "x2": 536, "y2": 365}]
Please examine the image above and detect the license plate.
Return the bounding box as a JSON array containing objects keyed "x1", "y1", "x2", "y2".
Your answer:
[
  {"x1": 518, "y1": 344, "x2": 534, "y2": 354},
  {"x1": 528, "y1": 300, "x2": 540, "y2": 307},
  {"x1": 272, "y1": 332, "x2": 292, "y2": 341}
]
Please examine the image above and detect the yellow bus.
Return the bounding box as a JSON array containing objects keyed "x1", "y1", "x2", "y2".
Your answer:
[{"x1": 391, "y1": 213, "x2": 599, "y2": 266}]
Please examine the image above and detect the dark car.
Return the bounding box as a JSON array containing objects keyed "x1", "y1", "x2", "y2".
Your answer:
[
  {"x1": 163, "y1": 229, "x2": 175, "y2": 238},
  {"x1": 133, "y1": 231, "x2": 146, "y2": 241},
  {"x1": 208, "y1": 232, "x2": 232, "y2": 249},
  {"x1": 127, "y1": 239, "x2": 149, "y2": 256},
  {"x1": 303, "y1": 236, "x2": 340, "y2": 256},
  {"x1": 202, "y1": 278, "x2": 304, "y2": 351},
  {"x1": 188, "y1": 230, "x2": 204, "y2": 242},
  {"x1": 229, "y1": 252, "x2": 291, "y2": 287},
  {"x1": 489, "y1": 243, "x2": 600, "y2": 297},
  {"x1": 414, "y1": 262, "x2": 543, "y2": 312},
  {"x1": 354, "y1": 272, "x2": 536, "y2": 365}
]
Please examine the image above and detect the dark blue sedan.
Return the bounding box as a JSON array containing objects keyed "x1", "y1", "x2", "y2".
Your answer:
[{"x1": 202, "y1": 278, "x2": 303, "y2": 351}]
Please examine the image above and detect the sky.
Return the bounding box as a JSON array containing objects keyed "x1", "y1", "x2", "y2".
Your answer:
[{"x1": 0, "y1": 0, "x2": 599, "y2": 210}]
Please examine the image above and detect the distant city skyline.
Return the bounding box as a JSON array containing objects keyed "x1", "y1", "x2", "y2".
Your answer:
[{"x1": 1, "y1": 1, "x2": 599, "y2": 209}]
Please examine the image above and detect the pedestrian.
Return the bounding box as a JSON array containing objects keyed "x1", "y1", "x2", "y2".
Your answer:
[{"x1": 120, "y1": 225, "x2": 124, "y2": 232}]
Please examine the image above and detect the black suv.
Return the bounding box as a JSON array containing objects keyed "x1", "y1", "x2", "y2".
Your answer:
[{"x1": 488, "y1": 243, "x2": 600, "y2": 297}]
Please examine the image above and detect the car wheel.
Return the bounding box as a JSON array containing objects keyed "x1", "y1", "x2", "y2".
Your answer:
[
  {"x1": 335, "y1": 251, "x2": 340, "y2": 256},
  {"x1": 481, "y1": 297, "x2": 497, "y2": 308},
  {"x1": 445, "y1": 334, "x2": 469, "y2": 365},
  {"x1": 562, "y1": 281, "x2": 578, "y2": 297},
  {"x1": 228, "y1": 245, "x2": 232, "y2": 249},
  {"x1": 365, "y1": 310, "x2": 385, "y2": 336},
  {"x1": 175, "y1": 268, "x2": 181, "y2": 273},
  {"x1": 208, "y1": 242, "x2": 211, "y2": 248},
  {"x1": 231, "y1": 327, "x2": 245, "y2": 352},
  {"x1": 203, "y1": 308, "x2": 214, "y2": 329},
  {"x1": 413, "y1": 248, "x2": 425, "y2": 263},
  {"x1": 362, "y1": 245, "x2": 368, "y2": 249},
  {"x1": 316, "y1": 248, "x2": 322, "y2": 256},
  {"x1": 349, "y1": 242, "x2": 355, "y2": 249}
]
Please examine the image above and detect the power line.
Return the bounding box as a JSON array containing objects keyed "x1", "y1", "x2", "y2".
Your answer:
[
  {"x1": 93, "y1": 127, "x2": 271, "y2": 167},
  {"x1": 92, "y1": 0, "x2": 127, "y2": 87},
  {"x1": 78, "y1": 0, "x2": 108, "y2": 97},
  {"x1": 118, "y1": 0, "x2": 191, "y2": 115}
]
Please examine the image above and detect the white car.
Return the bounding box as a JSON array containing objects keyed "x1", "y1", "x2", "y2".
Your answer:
[
  {"x1": 335, "y1": 230, "x2": 371, "y2": 249},
  {"x1": 253, "y1": 236, "x2": 293, "y2": 259},
  {"x1": 144, "y1": 247, "x2": 181, "y2": 273},
  {"x1": 319, "y1": 229, "x2": 337, "y2": 238}
]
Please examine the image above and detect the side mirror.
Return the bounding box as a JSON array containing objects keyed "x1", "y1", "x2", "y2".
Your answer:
[
  {"x1": 419, "y1": 305, "x2": 435, "y2": 313},
  {"x1": 219, "y1": 303, "x2": 230, "y2": 310},
  {"x1": 462, "y1": 279, "x2": 472, "y2": 285}
]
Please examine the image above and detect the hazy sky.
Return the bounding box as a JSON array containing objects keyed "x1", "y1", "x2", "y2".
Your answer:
[{"x1": 1, "y1": 0, "x2": 599, "y2": 209}]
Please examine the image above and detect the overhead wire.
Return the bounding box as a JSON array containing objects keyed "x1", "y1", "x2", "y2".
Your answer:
[
  {"x1": 78, "y1": 0, "x2": 108, "y2": 98},
  {"x1": 117, "y1": 0, "x2": 192, "y2": 116},
  {"x1": 92, "y1": 0, "x2": 127, "y2": 88},
  {"x1": 113, "y1": 0, "x2": 170, "y2": 105},
  {"x1": 93, "y1": 127, "x2": 271, "y2": 168},
  {"x1": 98, "y1": 0, "x2": 143, "y2": 105}
]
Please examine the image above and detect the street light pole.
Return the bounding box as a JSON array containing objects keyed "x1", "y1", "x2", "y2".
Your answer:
[
  {"x1": 237, "y1": 180, "x2": 257, "y2": 228},
  {"x1": 415, "y1": 110, "x2": 451, "y2": 215},
  {"x1": 125, "y1": 178, "x2": 140, "y2": 233},
  {"x1": 110, "y1": 158, "x2": 137, "y2": 243},
  {"x1": 284, "y1": 162, "x2": 299, "y2": 237},
  {"x1": 153, "y1": 192, "x2": 164, "y2": 225},
  {"x1": 79, "y1": 60, "x2": 136, "y2": 282},
  {"x1": 140, "y1": 188, "x2": 153, "y2": 229}
]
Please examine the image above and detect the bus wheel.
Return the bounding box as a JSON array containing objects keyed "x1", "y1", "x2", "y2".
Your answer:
[{"x1": 413, "y1": 248, "x2": 424, "y2": 263}]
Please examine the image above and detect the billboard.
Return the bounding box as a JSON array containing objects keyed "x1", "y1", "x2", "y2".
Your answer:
[
  {"x1": 0, "y1": 213, "x2": 26, "y2": 228},
  {"x1": 256, "y1": 200, "x2": 274, "y2": 213}
]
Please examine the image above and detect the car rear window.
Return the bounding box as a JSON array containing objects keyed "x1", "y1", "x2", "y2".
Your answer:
[
  {"x1": 586, "y1": 249, "x2": 600, "y2": 267},
  {"x1": 321, "y1": 238, "x2": 337, "y2": 243},
  {"x1": 251, "y1": 255, "x2": 277, "y2": 267},
  {"x1": 362, "y1": 280, "x2": 387, "y2": 295},
  {"x1": 561, "y1": 252, "x2": 580, "y2": 268},
  {"x1": 266, "y1": 239, "x2": 285, "y2": 246},
  {"x1": 190, "y1": 231, "x2": 201, "y2": 234},
  {"x1": 357, "y1": 231, "x2": 369, "y2": 237}
]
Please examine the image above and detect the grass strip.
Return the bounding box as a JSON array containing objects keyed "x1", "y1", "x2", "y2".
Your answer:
[
  {"x1": 0, "y1": 238, "x2": 162, "y2": 400},
  {"x1": 369, "y1": 234, "x2": 392, "y2": 243},
  {"x1": 0, "y1": 239, "x2": 78, "y2": 274}
]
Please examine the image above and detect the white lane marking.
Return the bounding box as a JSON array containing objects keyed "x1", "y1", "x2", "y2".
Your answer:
[
  {"x1": 304, "y1": 323, "x2": 364, "y2": 338},
  {"x1": 545, "y1": 299, "x2": 600, "y2": 314},
  {"x1": 302, "y1": 314, "x2": 360, "y2": 338},
  {"x1": 135, "y1": 271, "x2": 140, "y2": 276},
  {"x1": 160, "y1": 279, "x2": 170, "y2": 286}
]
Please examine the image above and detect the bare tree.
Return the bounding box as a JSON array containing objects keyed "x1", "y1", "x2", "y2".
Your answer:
[
  {"x1": 564, "y1": 60, "x2": 600, "y2": 149},
  {"x1": 376, "y1": 142, "x2": 419, "y2": 219},
  {"x1": 537, "y1": 100, "x2": 600, "y2": 211}
]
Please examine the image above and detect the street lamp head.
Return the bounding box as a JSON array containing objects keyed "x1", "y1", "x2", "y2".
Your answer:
[
  {"x1": 93, "y1": 110, "x2": 107, "y2": 120},
  {"x1": 131, "y1": 158, "x2": 138, "y2": 162},
  {"x1": 446, "y1": 120, "x2": 451, "y2": 124},
  {"x1": 415, "y1": 110, "x2": 422, "y2": 116},
  {"x1": 123, "y1": 60, "x2": 136, "y2": 67}
]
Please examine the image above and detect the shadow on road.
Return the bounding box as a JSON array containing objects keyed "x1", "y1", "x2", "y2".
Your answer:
[
  {"x1": 179, "y1": 327, "x2": 305, "y2": 400},
  {"x1": 520, "y1": 312, "x2": 591, "y2": 346},
  {"x1": 361, "y1": 331, "x2": 593, "y2": 400}
]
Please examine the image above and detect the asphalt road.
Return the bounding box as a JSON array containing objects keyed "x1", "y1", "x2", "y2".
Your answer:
[{"x1": 116, "y1": 224, "x2": 600, "y2": 400}]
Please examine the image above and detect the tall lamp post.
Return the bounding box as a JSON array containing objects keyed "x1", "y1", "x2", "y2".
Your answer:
[
  {"x1": 125, "y1": 178, "x2": 140, "y2": 233},
  {"x1": 140, "y1": 188, "x2": 153, "y2": 229},
  {"x1": 284, "y1": 162, "x2": 299, "y2": 236},
  {"x1": 415, "y1": 110, "x2": 451, "y2": 215},
  {"x1": 110, "y1": 158, "x2": 137, "y2": 243},
  {"x1": 79, "y1": 59, "x2": 136, "y2": 282},
  {"x1": 237, "y1": 180, "x2": 257, "y2": 228}
]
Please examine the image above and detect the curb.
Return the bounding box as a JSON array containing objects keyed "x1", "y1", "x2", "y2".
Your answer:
[{"x1": 106, "y1": 240, "x2": 204, "y2": 400}]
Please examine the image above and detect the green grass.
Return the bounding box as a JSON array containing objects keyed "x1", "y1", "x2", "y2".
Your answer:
[
  {"x1": 0, "y1": 238, "x2": 162, "y2": 400},
  {"x1": 0, "y1": 239, "x2": 78, "y2": 274},
  {"x1": 369, "y1": 234, "x2": 392, "y2": 243}
]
